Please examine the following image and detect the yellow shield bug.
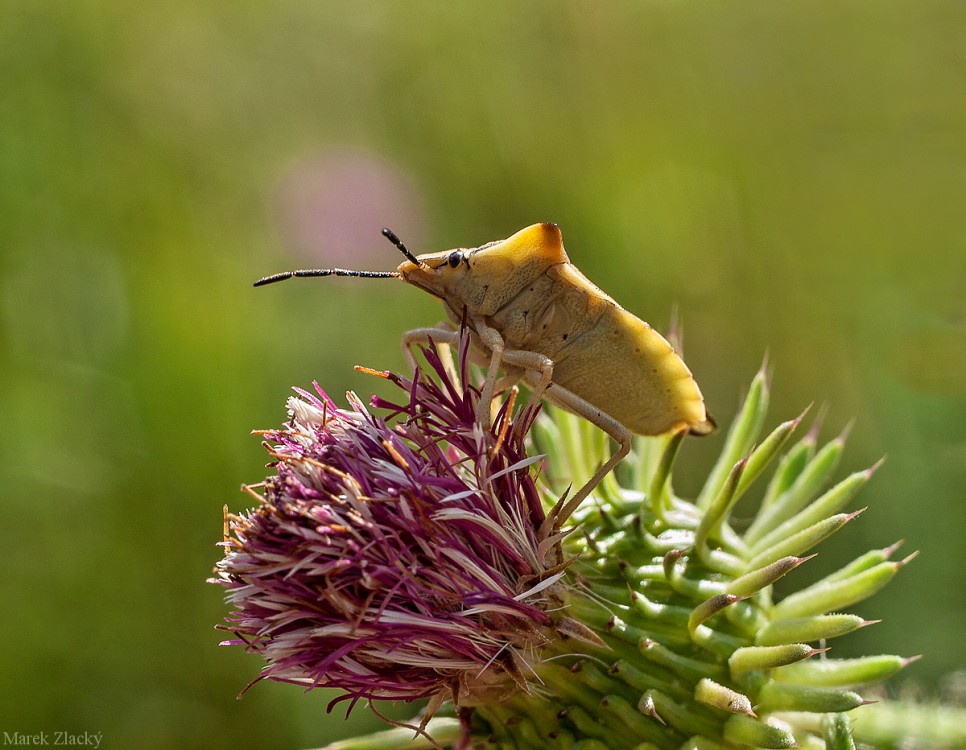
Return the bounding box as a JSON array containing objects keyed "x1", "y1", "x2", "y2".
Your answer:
[{"x1": 255, "y1": 223, "x2": 715, "y2": 519}]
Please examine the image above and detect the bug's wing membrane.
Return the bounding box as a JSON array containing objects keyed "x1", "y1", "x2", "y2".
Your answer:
[{"x1": 551, "y1": 308, "x2": 712, "y2": 436}]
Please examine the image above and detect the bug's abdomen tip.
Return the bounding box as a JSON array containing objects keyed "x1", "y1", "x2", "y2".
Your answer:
[{"x1": 689, "y1": 414, "x2": 717, "y2": 436}]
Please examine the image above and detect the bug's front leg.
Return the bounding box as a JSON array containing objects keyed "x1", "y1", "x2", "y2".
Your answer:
[
  {"x1": 403, "y1": 325, "x2": 499, "y2": 405},
  {"x1": 401, "y1": 325, "x2": 461, "y2": 383}
]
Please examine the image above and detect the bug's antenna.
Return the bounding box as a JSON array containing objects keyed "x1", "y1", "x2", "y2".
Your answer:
[
  {"x1": 382, "y1": 228, "x2": 426, "y2": 267},
  {"x1": 253, "y1": 268, "x2": 399, "y2": 287},
  {"x1": 255, "y1": 227, "x2": 425, "y2": 287}
]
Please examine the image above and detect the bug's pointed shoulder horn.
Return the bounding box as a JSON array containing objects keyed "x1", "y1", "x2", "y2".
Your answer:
[{"x1": 499, "y1": 223, "x2": 568, "y2": 265}]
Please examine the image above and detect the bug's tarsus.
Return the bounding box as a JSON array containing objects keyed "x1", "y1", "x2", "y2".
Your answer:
[
  {"x1": 382, "y1": 227, "x2": 426, "y2": 267},
  {"x1": 253, "y1": 268, "x2": 399, "y2": 287}
]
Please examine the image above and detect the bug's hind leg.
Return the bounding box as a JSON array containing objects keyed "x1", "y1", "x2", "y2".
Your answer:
[{"x1": 535, "y1": 383, "x2": 634, "y2": 532}]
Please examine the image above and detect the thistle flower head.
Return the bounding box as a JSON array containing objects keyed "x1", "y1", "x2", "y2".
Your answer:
[
  {"x1": 213, "y1": 340, "x2": 570, "y2": 712},
  {"x1": 212, "y1": 337, "x2": 953, "y2": 749}
]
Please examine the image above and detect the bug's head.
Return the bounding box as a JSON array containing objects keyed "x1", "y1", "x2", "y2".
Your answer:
[
  {"x1": 394, "y1": 247, "x2": 466, "y2": 301},
  {"x1": 252, "y1": 224, "x2": 569, "y2": 314},
  {"x1": 397, "y1": 223, "x2": 569, "y2": 315},
  {"x1": 372, "y1": 227, "x2": 457, "y2": 301}
]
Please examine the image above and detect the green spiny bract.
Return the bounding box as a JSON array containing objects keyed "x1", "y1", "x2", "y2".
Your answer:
[
  {"x1": 455, "y1": 365, "x2": 913, "y2": 749},
  {"x1": 219, "y1": 343, "x2": 936, "y2": 750}
]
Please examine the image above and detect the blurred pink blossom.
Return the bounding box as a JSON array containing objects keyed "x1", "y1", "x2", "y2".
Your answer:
[{"x1": 275, "y1": 148, "x2": 425, "y2": 267}]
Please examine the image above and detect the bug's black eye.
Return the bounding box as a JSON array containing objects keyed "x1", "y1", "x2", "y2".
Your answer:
[{"x1": 447, "y1": 251, "x2": 462, "y2": 268}]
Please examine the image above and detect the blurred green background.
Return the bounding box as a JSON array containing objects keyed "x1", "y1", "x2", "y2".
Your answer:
[{"x1": 1, "y1": 2, "x2": 963, "y2": 748}]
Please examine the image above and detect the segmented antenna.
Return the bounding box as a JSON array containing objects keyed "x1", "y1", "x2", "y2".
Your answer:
[
  {"x1": 382, "y1": 227, "x2": 426, "y2": 267},
  {"x1": 253, "y1": 228, "x2": 426, "y2": 287},
  {"x1": 253, "y1": 268, "x2": 399, "y2": 287}
]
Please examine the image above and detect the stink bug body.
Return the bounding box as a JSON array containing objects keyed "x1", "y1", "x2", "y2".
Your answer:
[{"x1": 255, "y1": 223, "x2": 714, "y2": 520}]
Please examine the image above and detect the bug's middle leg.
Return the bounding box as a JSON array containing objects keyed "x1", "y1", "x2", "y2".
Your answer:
[
  {"x1": 470, "y1": 316, "x2": 554, "y2": 423},
  {"x1": 484, "y1": 339, "x2": 630, "y2": 524},
  {"x1": 494, "y1": 348, "x2": 554, "y2": 438}
]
